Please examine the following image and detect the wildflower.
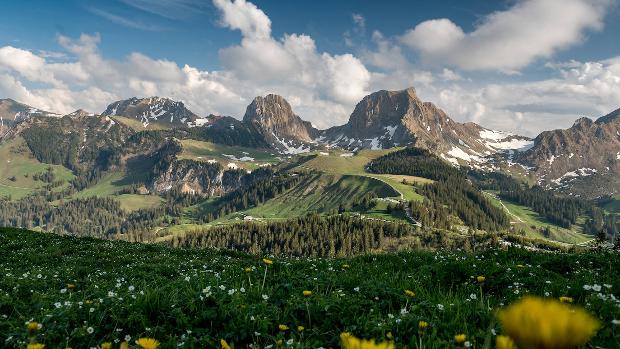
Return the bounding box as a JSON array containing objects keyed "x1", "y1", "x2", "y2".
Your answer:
[
  {"x1": 263, "y1": 258, "x2": 273, "y2": 265},
  {"x1": 386, "y1": 331, "x2": 393, "y2": 340},
  {"x1": 120, "y1": 343, "x2": 129, "y2": 349},
  {"x1": 86, "y1": 327, "x2": 94, "y2": 334},
  {"x1": 67, "y1": 283, "x2": 76, "y2": 290},
  {"x1": 477, "y1": 276, "x2": 486, "y2": 283},
  {"x1": 101, "y1": 343, "x2": 112, "y2": 349},
  {"x1": 592, "y1": 284, "x2": 602, "y2": 292},
  {"x1": 612, "y1": 319, "x2": 620, "y2": 326},
  {"x1": 496, "y1": 336, "x2": 517, "y2": 349},
  {"x1": 136, "y1": 338, "x2": 160, "y2": 349},
  {"x1": 279, "y1": 324, "x2": 289, "y2": 331},
  {"x1": 469, "y1": 293, "x2": 477, "y2": 300},
  {"x1": 559, "y1": 296, "x2": 574, "y2": 303},
  {"x1": 303, "y1": 290, "x2": 312, "y2": 297},
  {"x1": 340, "y1": 332, "x2": 394, "y2": 349},
  {"x1": 276, "y1": 339, "x2": 283, "y2": 347},
  {"x1": 27, "y1": 344, "x2": 45, "y2": 349},
  {"x1": 244, "y1": 267, "x2": 252, "y2": 272},
  {"x1": 27, "y1": 321, "x2": 40, "y2": 334},
  {"x1": 418, "y1": 321, "x2": 428, "y2": 330},
  {"x1": 498, "y1": 296, "x2": 600, "y2": 349},
  {"x1": 297, "y1": 325, "x2": 305, "y2": 332},
  {"x1": 516, "y1": 264, "x2": 525, "y2": 268},
  {"x1": 221, "y1": 339, "x2": 231, "y2": 349},
  {"x1": 404, "y1": 289, "x2": 415, "y2": 298}
]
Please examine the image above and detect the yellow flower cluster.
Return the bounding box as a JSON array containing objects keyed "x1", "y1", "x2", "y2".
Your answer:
[
  {"x1": 262, "y1": 258, "x2": 273, "y2": 265},
  {"x1": 418, "y1": 320, "x2": 429, "y2": 330},
  {"x1": 498, "y1": 296, "x2": 600, "y2": 349},
  {"x1": 27, "y1": 344, "x2": 45, "y2": 349},
  {"x1": 340, "y1": 332, "x2": 395, "y2": 349}
]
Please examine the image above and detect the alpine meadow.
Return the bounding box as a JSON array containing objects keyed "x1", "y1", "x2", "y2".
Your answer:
[{"x1": 1, "y1": 0, "x2": 620, "y2": 348}]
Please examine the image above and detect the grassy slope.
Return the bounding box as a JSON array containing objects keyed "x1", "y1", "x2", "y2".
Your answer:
[
  {"x1": 601, "y1": 195, "x2": 620, "y2": 216},
  {"x1": 116, "y1": 194, "x2": 163, "y2": 212},
  {"x1": 0, "y1": 137, "x2": 74, "y2": 199},
  {"x1": 1, "y1": 228, "x2": 618, "y2": 348},
  {"x1": 483, "y1": 191, "x2": 591, "y2": 244},
  {"x1": 243, "y1": 173, "x2": 399, "y2": 218},
  {"x1": 178, "y1": 139, "x2": 280, "y2": 170},
  {"x1": 294, "y1": 150, "x2": 425, "y2": 202}
]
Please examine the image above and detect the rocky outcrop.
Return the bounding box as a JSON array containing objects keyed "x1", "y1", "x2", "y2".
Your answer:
[
  {"x1": 319, "y1": 88, "x2": 532, "y2": 165},
  {"x1": 0, "y1": 99, "x2": 60, "y2": 138},
  {"x1": 243, "y1": 94, "x2": 318, "y2": 154},
  {"x1": 515, "y1": 110, "x2": 620, "y2": 198}
]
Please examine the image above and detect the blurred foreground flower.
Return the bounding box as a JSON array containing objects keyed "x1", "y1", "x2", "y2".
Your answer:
[
  {"x1": 496, "y1": 335, "x2": 517, "y2": 349},
  {"x1": 340, "y1": 332, "x2": 394, "y2": 349},
  {"x1": 498, "y1": 296, "x2": 600, "y2": 349}
]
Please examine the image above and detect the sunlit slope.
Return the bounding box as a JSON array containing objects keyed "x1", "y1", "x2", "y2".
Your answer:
[{"x1": 0, "y1": 136, "x2": 74, "y2": 199}]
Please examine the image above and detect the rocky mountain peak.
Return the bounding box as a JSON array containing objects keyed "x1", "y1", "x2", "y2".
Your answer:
[
  {"x1": 102, "y1": 96, "x2": 205, "y2": 127},
  {"x1": 242, "y1": 94, "x2": 317, "y2": 154}
]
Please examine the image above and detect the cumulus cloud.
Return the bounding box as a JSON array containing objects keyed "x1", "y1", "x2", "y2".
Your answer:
[
  {"x1": 401, "y1": 0, "x2": 612, "y2": 71},
  {"x1": 0, "y1": 0, "x2": 618, "y2": 136}
]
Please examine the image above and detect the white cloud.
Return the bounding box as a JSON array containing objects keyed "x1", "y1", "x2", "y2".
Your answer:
[
  {"x1": 401, "y1": 0, "x2": 612, "y2": 71},
  {"x1": 0, "y1": 0, "x2": 618, "y2": 137}
]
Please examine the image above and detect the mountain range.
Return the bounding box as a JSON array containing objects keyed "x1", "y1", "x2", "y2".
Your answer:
[{"x1": 2, "y1": 87, "x2": 618, "y2": 198}]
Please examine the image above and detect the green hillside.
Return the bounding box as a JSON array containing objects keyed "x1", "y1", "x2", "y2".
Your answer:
[
  {"x1": 1, "y1": 228, "x2": 618, "y2": 348},
  {"x1": 483, "y1": 191, "x2": 592, "y2": 244},
  {"x1": 178, "y1": 139, "x2": 280, "y2": 170},
  {"x1": 0, "y1": 137, "x2": 74, "y2": 199},
  {"x1": 243, "y1": 173, "x2": 399, "y2": 218}
]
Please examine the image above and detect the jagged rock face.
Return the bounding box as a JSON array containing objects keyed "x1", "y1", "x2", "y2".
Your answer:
[
  {"x1": 319, "y1": 88, "x2": 532, "y2": 166},
  {"x1": 243, "y1": 94, "x2": 318, "y2": 154},
  {"x1": 102, "y1": 97, "x2": 208, "y2": 128},
  {"x1": 515, "y1": 110, "x2": 620, "y2": 198},
  {"x1": 0, "y1": 99, "x2": 60, "y2": 138}
]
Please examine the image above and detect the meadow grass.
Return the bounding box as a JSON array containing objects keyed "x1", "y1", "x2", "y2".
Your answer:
[
  {"x1": 0, "y1": 137, "x2": 74, "y2": 199},
  {"x1": 1, "y1": 228, "x2": 618, "y2": 348}
]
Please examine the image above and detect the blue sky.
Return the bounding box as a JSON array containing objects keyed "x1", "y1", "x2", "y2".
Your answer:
[{"x1": 0, "y1": 0, "x2": 619, "y2": 135}]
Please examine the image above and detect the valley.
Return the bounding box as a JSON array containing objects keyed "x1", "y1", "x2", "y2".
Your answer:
[{"x1": 0, "y1": 88, "x2": 617, "y2": 250}]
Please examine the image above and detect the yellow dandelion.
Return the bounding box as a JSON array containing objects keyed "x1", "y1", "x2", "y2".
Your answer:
[
  {"x1": 477, "y1": 275, "x2": 486, "y2": 283},
  {"x1": 276, "y1": 339, "x2": 283, "y2": 347},
  {"x1": 120, "y1": 343, "x2": 129, "y2": 349},
  {"x1": 516, "y1": 264, "x2": 525, "y2": 268},
  {"x1": 498, "y1": 296, "x2": 600, "y2": 349},
  {"x1": 67, "y1": 283, "x2": 76, "y2": 290},
  {"x1": 220, "y1": 339, "x2": 231, "y2": 349},
  {"x1": 386, "y1": 331, "x2": 393, "y2": 340},
  {"x1": 303, "y1": 290, "x2": 312, "y2": 297},
  {"x1": 244, "y1": 267, "x2": 252, "y2": 272},
  {"x1": 27, "y1": 321, "x2": 40, "y2": 334},
  {"x1": 496, "y1": 335, "x2": 518, "y2": 349},
  {"x1": 27, "y1": 344, "x2": 45, "y2": 349},
  {"x1": 454, "y1": 334, "x2": 466, "y2": 344},
  {"x1": 136, "y1": 337, "x2": 160, "y2": 349},
  {"x1": 279, "y1": 324, "x2": 289, "y2": 331},
  {"x1": 404, "y1": 289, "x2": 415, "y2": 298},
  {"x1": 263, "y1": 258, "x2": 273, "y2": 265},
  {"x1": 101, "y1": 342, "x2": 112, "y2": 349},
  {"x1": 340, "y1": 332, "x2": 395, "y2": 349},
  {"x1": 559, "y1": 296, "x2": 574, "y2": 303},
  {"x1": 297, "y1": 325, "x2": 305, "y2": 332},
  {"x1": 342, "y1": 264, "x2": 351, "y2": 269},
  {"x1": 418, "y1": 320, "x2": 429, "y2": 330}
]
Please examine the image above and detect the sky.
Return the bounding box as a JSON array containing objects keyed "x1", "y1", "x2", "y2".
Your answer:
[{"x1": 0, "y1": 0, "x2": 619, "y2": 136}]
